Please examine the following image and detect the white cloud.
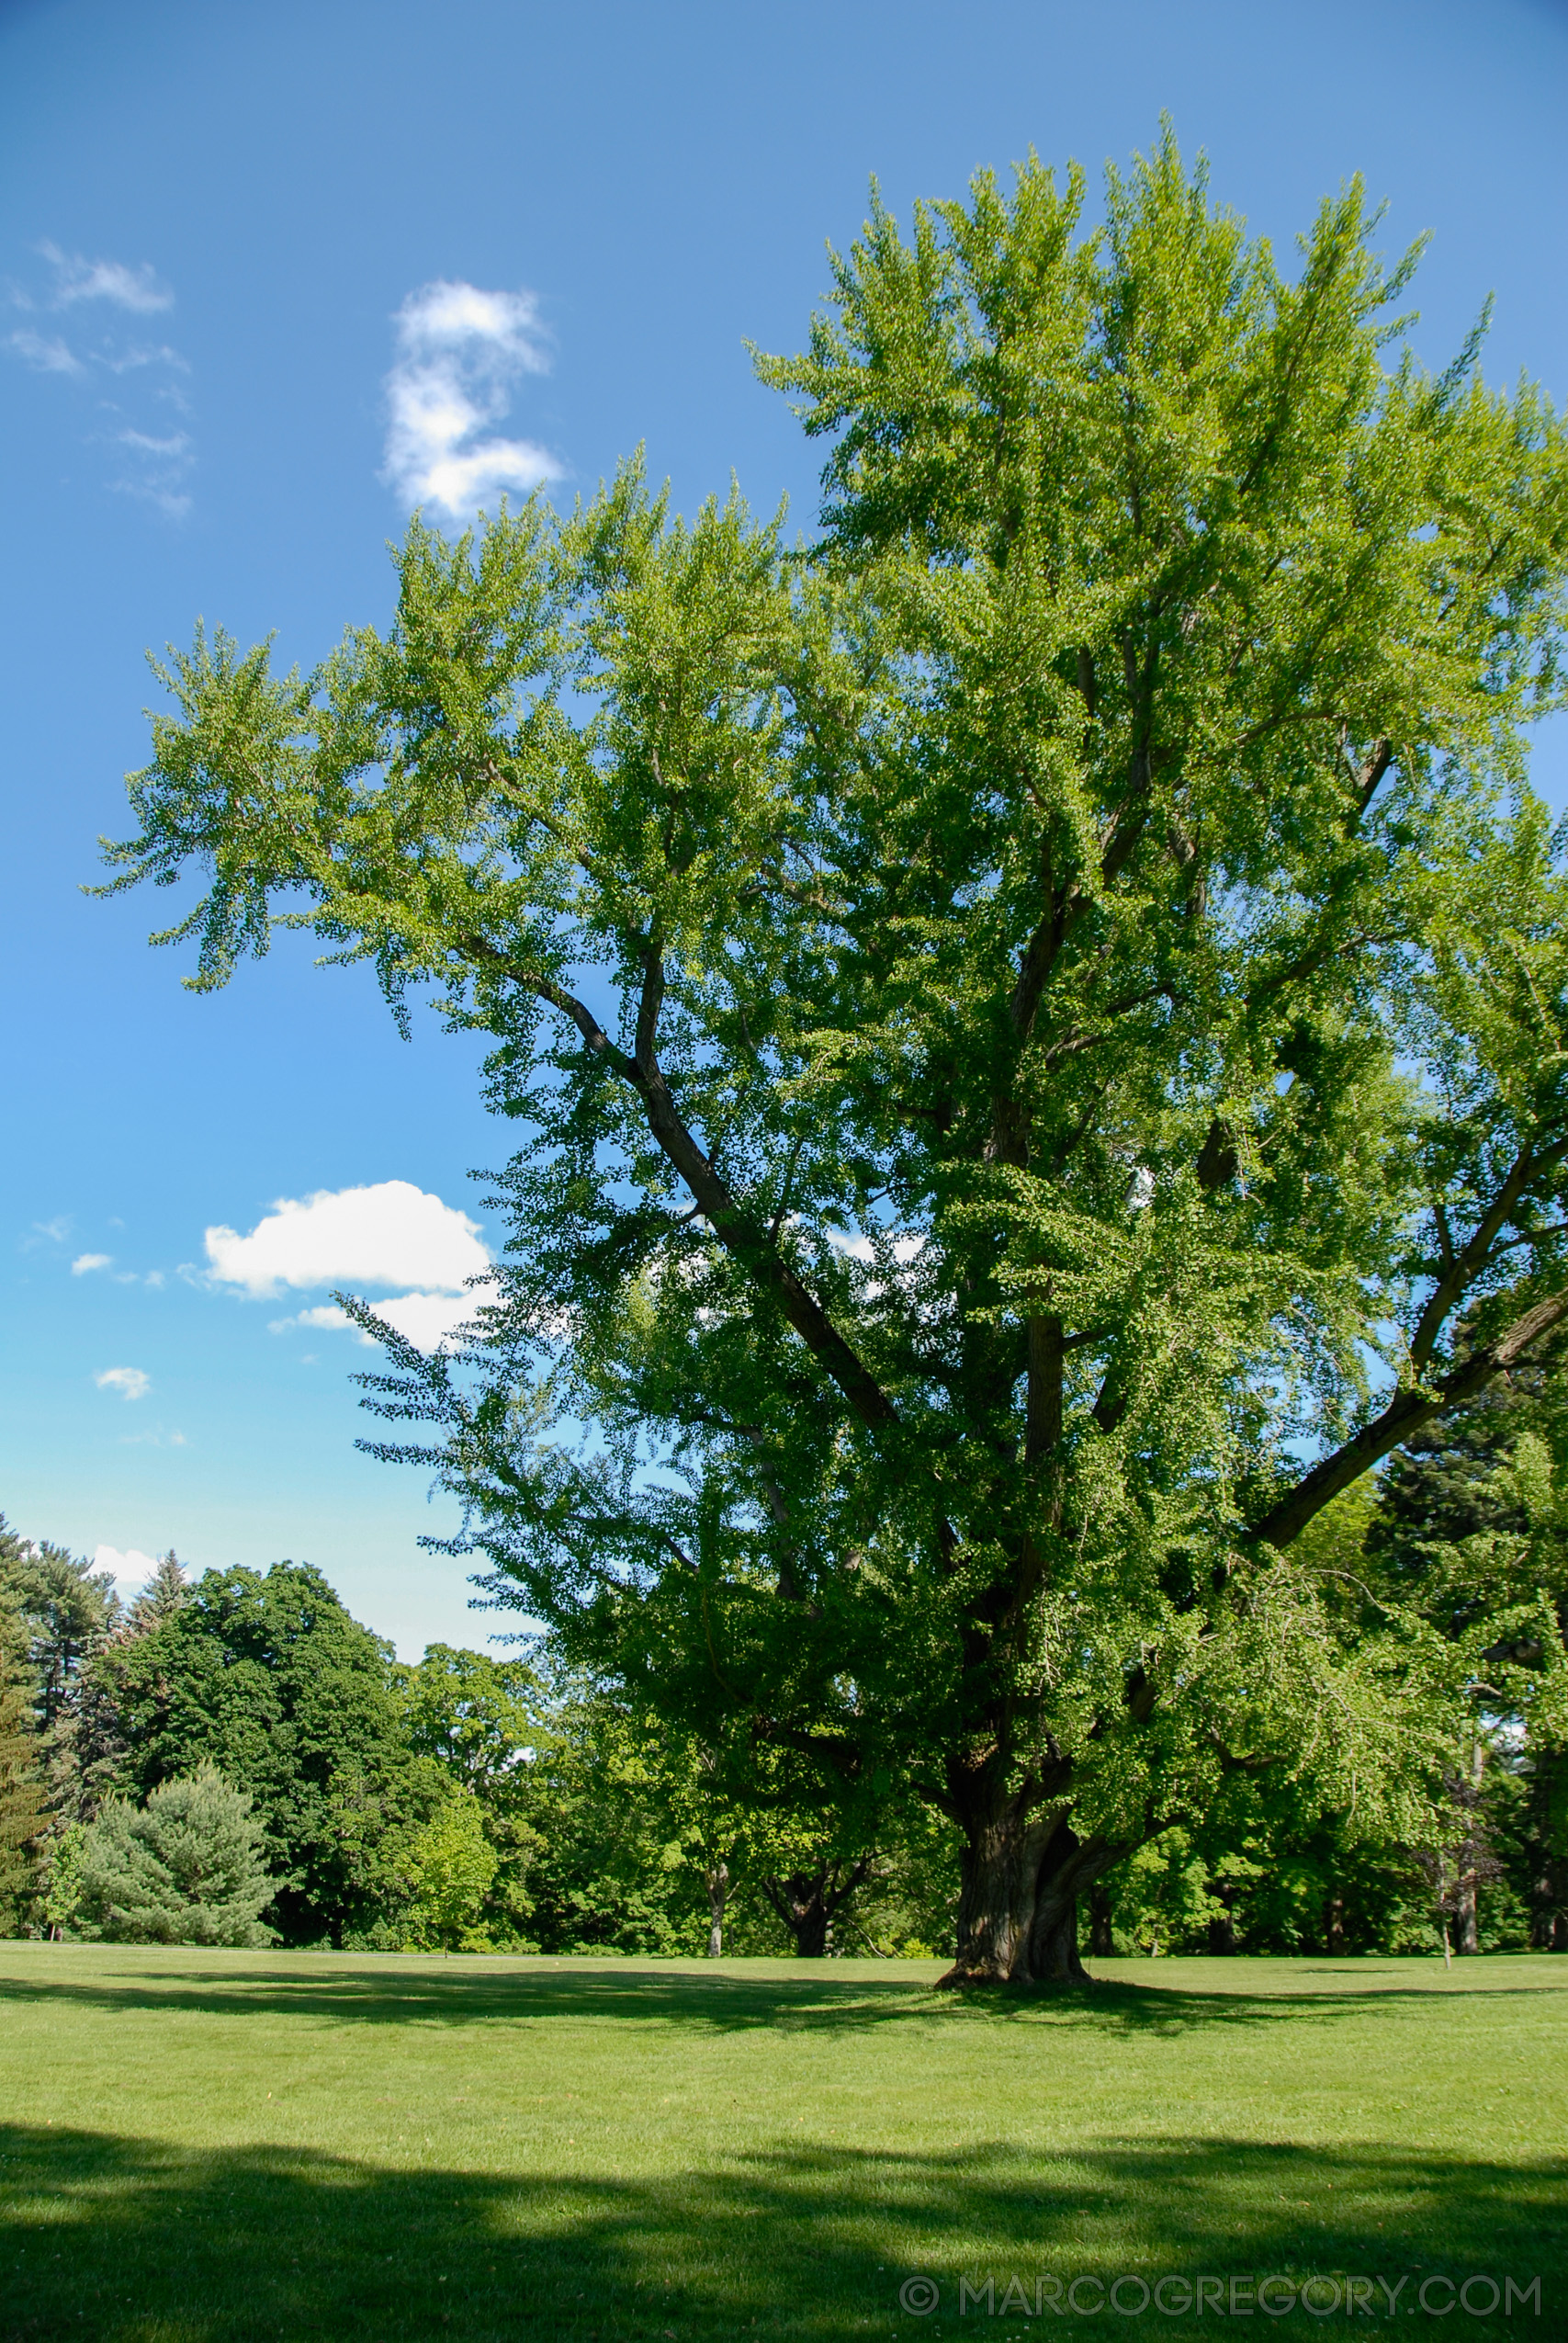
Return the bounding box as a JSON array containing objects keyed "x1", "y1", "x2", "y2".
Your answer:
[
  {"x1": 42, "y1": 243, "x2": 173, "y2": 313},
  {"x1": 207, "y1": 1179, "x2": 490, "y2": 1299},
  {"x1": 96, "y1": 1365, "x2": 151, "y2": 1401},
  {"x1": 4, "y1": 245, "x2": 191, "y2": 515},
  {"x1": 374, "y1": 1287, "x2": 494, "y2": 1351},
  {"x1": 93, "y1": 1543, "x2": 159, "y2": 1587},
  {"x1": 7, "y1": 327, "x2": 84, "y2": 375},
  {"x1": 72, "y1": 1251, "x2": 112, "y2": 1275},
  {"x1": 383, "y1": 279, "x2": 558, "y2": 518}
]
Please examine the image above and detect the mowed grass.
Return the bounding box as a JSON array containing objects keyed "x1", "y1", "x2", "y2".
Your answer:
[{"x1": 0, "y1": 1948, "x2": 1563, "y2": 2342}]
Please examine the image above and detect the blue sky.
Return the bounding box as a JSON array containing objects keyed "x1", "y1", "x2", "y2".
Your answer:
[{"x1": 3, "y1": 0, "x2": 1566, "y2": 1657}]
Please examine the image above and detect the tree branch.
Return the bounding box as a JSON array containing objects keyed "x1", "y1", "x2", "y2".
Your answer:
[
  {"x1": 1249, "y1": 1289, "x2": 1568, "y2": 1550},
  {"x1": 464, "y1": 933, "x2": 900, "y2": 1432}
]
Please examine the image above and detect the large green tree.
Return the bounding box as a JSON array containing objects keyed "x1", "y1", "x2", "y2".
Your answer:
[
  {"x1": 112, "y1": 1561, "x2": 441, "y2": 1944},
  {"x1": 103, "y1": 137, "x2": 1568, "y2": 1979}
]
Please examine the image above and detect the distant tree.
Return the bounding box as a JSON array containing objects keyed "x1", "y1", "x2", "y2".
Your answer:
[
  {"x1": 0, "y1": 1608, "x2": 46, "y2": 1932},
  {"x1": 44, "y1": 1554, "x2": 190, "y2": 1832},
  {"x1": 129, "y1": 1551, "x2": 190, "y2": 1635},
  {"x1": 405, "y1": 1791, "x2": 499, "y2": 1951},
  {"x1": 71, "y1": 1765, "x2": 276, "y2": 1947},
  {"x1": 112, "y1": 1561, "x2": 444, "y2": 1944},
  {"x1": 396, "y1": 1642, "x2": 550, "y2": 1945},
  {"x1": 0, "y1": 1522, "x2": 118, "y2": 1730}
]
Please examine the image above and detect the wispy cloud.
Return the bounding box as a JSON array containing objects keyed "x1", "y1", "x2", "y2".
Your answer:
[
  {"x1": 7, "y1": 326, "x2": 84, "y2": 376},
  {"x1": 383, "y1": 279, "x2": 558, "y2": 519},
  {"x1": 96, "y1": 1365, "x2": 151, "y2": 1401},
  {"x1": 4, "y1": 241, "x2": 193, "y2": 514},
  {"x1": 41, "y1": 243, "x2": 173, "y2": 313},
  {"x1": 72, "y1": 1252, "x2": 112, "y2": 1275}
]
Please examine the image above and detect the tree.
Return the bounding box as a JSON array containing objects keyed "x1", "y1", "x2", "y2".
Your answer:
[
  {"x1": 70, "y1": 1765, "x2": 276, "y2": 1946},
  {"x1": 101, "y1": 133, "x2": 1568, "y2": 1982},
  {"x1": 396, "y1": 1641, "x2": 550, "y2": 1945},
  {"x1": 0, "y1": 1522, "x2": 119, "y2": 1731},
  {"x1": 111, "y1": 1561, "x2": 443, "y2": 1944},
  {"x1": 405, "y1": 1790, "x2": 499, "y2": 1950},
  {"x1": 1363, "y1": 1357, "x2": 1568, "y2": 1950},
  {"x1": 0, "y1": 1608, "x2": 46, "y2": 1932},
  {"x1": 47, "y1": 1551, "x2": 192, "y2": 1831},
  {"x1": 129, "y1": 1550, "x2": 190, "y2": 1634}
]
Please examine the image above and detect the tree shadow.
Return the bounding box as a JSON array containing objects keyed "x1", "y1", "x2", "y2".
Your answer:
[
  {"x1": 1, "y1": 1951, "x2": 1563, "y2": 2043},
  {"x1": 0, "y1": 2120, "x2": 1559, "y2": 2342}
]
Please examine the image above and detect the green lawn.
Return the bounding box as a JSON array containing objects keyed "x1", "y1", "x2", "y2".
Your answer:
[{"x1": 0, "y1": 1947, "x2": 1562, "y2": 2342}]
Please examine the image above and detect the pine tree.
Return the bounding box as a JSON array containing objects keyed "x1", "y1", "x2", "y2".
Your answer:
[
  {"x1": 129, "y1": 1551, "x2": 188, "y2": 1634},
  {"x1": 73, "y1": 1765, "x2": 276, "y2": 1947},
  {"x1": 0, "y1": 1606, "x2": 47, "y2": 1931}
]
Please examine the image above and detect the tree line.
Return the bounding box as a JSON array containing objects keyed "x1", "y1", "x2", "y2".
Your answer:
[{"x1": 3, "y1": 1343, "x2": 1562, "y2": 1957}]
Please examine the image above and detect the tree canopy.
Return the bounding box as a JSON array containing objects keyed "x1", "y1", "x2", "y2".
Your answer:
[
  {"x1": 101, "y1": 134, "x2": 1568, "y2": 1978},
  {"x1": 112, "y1": 1560, "x2": 441, "y2": 1945}
]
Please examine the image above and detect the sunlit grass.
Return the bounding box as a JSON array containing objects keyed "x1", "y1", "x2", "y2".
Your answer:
[{"x1": 1, "y1": 1947, "x2": 1562, "y2": 2339}]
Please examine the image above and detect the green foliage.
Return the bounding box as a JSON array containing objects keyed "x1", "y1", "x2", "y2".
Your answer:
[
  {"x1": 0, "y1": 1607, "x2": 46, "y2": 1933},
  {"x1": 404, "y1": 1791, "x2": 499, "y2": 1951},
  {"x1": 111, "y1": 1561, "x2": 444, "y2": 1945},
  {"x1": 69, "y1": 1765, "x2": 276, "y2": 1946},
  {"x1": 0, "y1": 1518, "x2": 119, "y2": 1732},
  {"x1": 101, "y1": 133, "x2": 1568, "y2": 1975}
]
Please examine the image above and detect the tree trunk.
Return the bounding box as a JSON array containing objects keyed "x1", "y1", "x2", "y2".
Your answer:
[
  {"x1": 1454, "y1": 1737, "x2": 1486, "y2": 1956},
  {"x1": 941, "y1": 1798, "x2": 1116, "y2": 1985},
  {"x1": 1088, "y1": 1879, "x2": 1113, "y2": 1957},
  {"x1": 1527, "y1": 1745, "x2": 1565, "y2": 1949},
  {"x1": 761, "y1": 1859, "x2": 870, "y2": 1958},
  {"x1": 1207, "y1": 1880, "x2": 1237, "y2": 1955},
  {"x1": 705, "y1": 1862, "x2": 728, "y2": 1959},
  {"x1": 1324, "y1": 1893, "x2": 1345, "y2": 1955}
]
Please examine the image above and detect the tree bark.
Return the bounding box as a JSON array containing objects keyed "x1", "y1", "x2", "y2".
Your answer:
[
  {"x1": 1453, "y1": 1739, "x2": 1486, "y2": 1957},
  {"x1": 1207, "y1": 1880, "x2": 1237, "y2": 1955},
  {"x1": 941, "y1": 1797, "x2": 1116, "y2": 1984},
  {"x1": 761, "y1": 1859, "x2": 869, "y2": 1958},
  {"x1": 705, "y1": 1862, "x2": 728, "y2": 1959},
  {"x1": 1324, "y1": 1893, "x2": 1346, "y2": 1956},
  {"x1": 1088, "y1": 1879, "x2": 1113, "y2": 1957}
]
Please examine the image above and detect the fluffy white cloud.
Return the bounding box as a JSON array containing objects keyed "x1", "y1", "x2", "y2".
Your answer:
[
  {"x1": 93, "y1": 1543, "x2": 160, "y2": 1586},
  {"x1": 207, "y1": 1179, "x2": 489, "y2": 1298},
  {"x1": 372, "y1": 1286, "x2": 495, "y2": 1351},
  {"x1": 383, "y1": 279, "x2": 557, "y2": 518},
  {"x1": 72, "y1": 1251, "x2": 112, "y2": 1275},
  {"x1": 96, "y1": 1366, "x2": 151, "y2": 1401},
  {"x1": 42, "y1": 242, "x2": 173, "y2": 312}
]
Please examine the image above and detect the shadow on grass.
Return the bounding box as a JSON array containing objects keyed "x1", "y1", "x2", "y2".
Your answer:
[
  {"x1": 1, "y1": 1957, "x2": 1564, "y2": 2043},
  {"x1": 0, "y1": 2120, "x2": 1560, "y2": 2343}
]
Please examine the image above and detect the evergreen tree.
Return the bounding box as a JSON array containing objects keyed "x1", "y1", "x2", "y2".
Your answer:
[
  {"x1": 0, "y1": 1609, "x2": 46, "y2": 1932},
  {"x1": 72, "y1": 1765, "x2": 276, "y2": 1947},
  {"x1": 129, "y1": 1550, "x2": 189, "y2": 1634},
  {"x1": 0, "y1": 1521, "x2": 118, "y2": 1729}
]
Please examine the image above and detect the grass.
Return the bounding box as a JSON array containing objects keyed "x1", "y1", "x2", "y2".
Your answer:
[{"x1": 0, "y1": 1947, "x2": 1563, "y2": 2342}]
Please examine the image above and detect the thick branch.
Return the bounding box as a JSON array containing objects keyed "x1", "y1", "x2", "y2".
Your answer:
[
  {"x1": 466, "y1": 934, "x2": 899, "y2": 1432},
  {"x1": 1410, "y1": 1131, "x2": 1568, "y2": 1372},
  {"x1": 1250, "y1": 1290, "x2": 1568, "y2": 1550}
]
